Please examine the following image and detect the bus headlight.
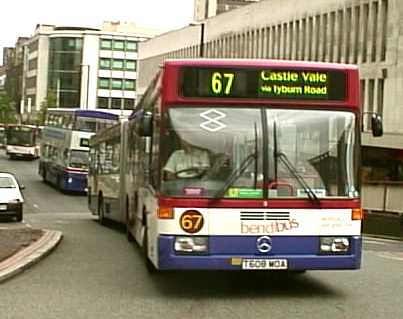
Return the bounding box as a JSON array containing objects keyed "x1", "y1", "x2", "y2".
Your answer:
[
  {"x1": 174, "y1": 236, "x2": 208, "y2": 254},
  {"x1": 68, "y1": 177, "x2": 73, "y2": 183},
  {"x1": 320, "y1": 237, "x2": 350, "y2": 254}
]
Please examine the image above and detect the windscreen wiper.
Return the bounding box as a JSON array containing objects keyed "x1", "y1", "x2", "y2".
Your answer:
[
  {"x1": 213, "y1": 152, "x2": 256, "y2": 199},
  {"x1": 276, "y1": 151, "x2": 320, "y2": 205}
]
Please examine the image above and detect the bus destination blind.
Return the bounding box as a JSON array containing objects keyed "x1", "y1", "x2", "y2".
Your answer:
[{"x1": 181, "y1": 67, "x2": 347, "y2": 100}]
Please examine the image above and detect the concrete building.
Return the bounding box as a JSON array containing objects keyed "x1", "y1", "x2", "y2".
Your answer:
[
  {"x1": 194, "y1": 0, "x2": 260, "y2": 21},
  {"x1": 17, "y1": 21, "x2": 161, "y2": 119},
  {"x1": 3, "y1": 37, "x2": 30, "y2": 113},
  {"x1": 138, "y1": 0, "x2": 403, "y2": 219}
]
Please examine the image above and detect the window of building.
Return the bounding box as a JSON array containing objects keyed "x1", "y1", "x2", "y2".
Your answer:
[
  {"x1": 125, "y1": 60, "x2": 136, "y2": 70},
  {"x1": 112, "y1": 59, "x2": 124, "y2": 70},
  {"x1": 113, "y1": 40, "x2": 125, "y2": 50},
  {"x1": 99, "y1": 78, "x2": 110, "y2": 89},
  {"x1": 99, "y1": 58, "x2": 111, "y2": 69},
  {"x1": 100, "y1": 39, "x2": 112, "y2": 50},
  {"x1": 124, "y1": 98, "x2": 135, "y2": 110},
  {"x1": 28, "y1": 58, "x2": 37, "y2": 71},
  {"x1": 111, "y1": 79, "x2": 123, "y2": 90},
  {"x1": 126, "y1": 41, "x2": 137, "y2": 51},
  {"x1": 111, "y1": 98, "x2": 122, "y2": 109},
  {"x1": 97, "y1": 97, "x2": 109, "y2": 109},
  {"x1": 124, "y1": 79, "x2": 135, "y2": 90}
]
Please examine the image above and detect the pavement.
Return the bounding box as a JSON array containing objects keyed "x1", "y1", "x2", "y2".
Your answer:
[{"x1": 0, "y1": 222, "x2": 63, "y2": 283}]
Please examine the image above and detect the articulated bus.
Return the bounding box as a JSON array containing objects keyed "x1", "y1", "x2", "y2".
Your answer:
[
  {"x1": 39, "y1": 108, "x2": 120, "y2": 192},
  {"x1": 88, "y1": 120, "x2": 127, "y2": 224},
  {"x1": 90, "y1": 59, "x2": 382, "y2": 272},
  {"x1": 5, "y1": 124, "x2": 41, "y2": 159}
]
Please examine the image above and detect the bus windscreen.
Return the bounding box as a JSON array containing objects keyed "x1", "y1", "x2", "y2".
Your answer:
[{"x1": 181, "y1": 67, "x2": 347, "y2": 101}]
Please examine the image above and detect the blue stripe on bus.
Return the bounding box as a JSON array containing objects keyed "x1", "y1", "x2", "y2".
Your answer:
[
  {"x1": 75, "y1": 110, "x2": 119, "y2": 120},
  {"x1": 157, "y1": 236, "x2": 362, "y2": 270}
]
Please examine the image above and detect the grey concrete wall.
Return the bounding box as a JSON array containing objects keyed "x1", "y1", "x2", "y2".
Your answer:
[{"x1": 138, "y1": 0, "x2": 403, "y2": 148}]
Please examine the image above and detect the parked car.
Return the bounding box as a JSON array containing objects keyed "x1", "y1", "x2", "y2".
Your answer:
[{"x1": 0, "y1": 172, "x2": 25, "y2": 221}]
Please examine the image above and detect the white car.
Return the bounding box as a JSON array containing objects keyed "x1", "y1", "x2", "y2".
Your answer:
[{"x1": 0, "y1": 172, "x2": 25, "y2": 222}]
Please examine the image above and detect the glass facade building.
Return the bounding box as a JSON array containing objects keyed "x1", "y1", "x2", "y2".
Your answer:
[{"x1": 48, "y1": 37, "x2": 83, "y2": 108}]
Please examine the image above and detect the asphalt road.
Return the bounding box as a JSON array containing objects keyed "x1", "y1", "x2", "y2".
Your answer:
[{"x1": 1, "y1": 151, "x2": 403, "y2": 319}]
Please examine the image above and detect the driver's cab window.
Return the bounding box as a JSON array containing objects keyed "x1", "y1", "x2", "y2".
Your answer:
[{"x1": 162, "y1": 133, "x2": 211, "y2": 181}]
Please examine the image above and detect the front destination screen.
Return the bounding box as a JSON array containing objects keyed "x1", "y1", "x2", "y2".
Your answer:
[{"x1": 181, "y1": 67, "x2": 347, "y2": 101}]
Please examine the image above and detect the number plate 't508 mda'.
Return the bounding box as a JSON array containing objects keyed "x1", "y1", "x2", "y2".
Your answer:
[{"x1": 242, "y1": 259, "x2": 288, "y2": 270}]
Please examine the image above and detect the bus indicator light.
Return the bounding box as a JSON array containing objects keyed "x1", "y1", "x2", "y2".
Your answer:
[
  {"x1": 158, "y1": 207, "x2": 174, "y2": 219},
  {"x1": 352, "y1": 208, "x2": 363, "y2": 220},
  {"x1": 180, "y1": 210, "x2": 204, "y2": 233}
]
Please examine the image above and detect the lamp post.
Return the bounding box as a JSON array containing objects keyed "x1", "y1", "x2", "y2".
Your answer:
[
  {"x1": 199, "y1": 22, "x2": 205, "y2": 58},
  {"x1": 190, "y1": 22, "x2": 205, "y2": 57}
]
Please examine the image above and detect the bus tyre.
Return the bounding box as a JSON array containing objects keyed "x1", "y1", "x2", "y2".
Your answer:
[
  {"x1": 98, "y1": 197, "x2": 106, "y2": 226},
  {"x1": 126, "y1": 210, "x2": 134, "y2": 242},
  {"x1": 142, "y1": 227, "x2": 156, "y2": 273},
  {"x1": 57, "y1": 177, "x2": 63, "y2": 191}
]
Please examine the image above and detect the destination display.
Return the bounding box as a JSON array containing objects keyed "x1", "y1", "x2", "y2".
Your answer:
[{"x1": 181, "y1": 67, "x2": 347, "y2": 100}]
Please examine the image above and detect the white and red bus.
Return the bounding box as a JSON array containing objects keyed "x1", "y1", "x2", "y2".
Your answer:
[
  {"x1": 5, "y1": 124, "x2": 41, "y2": 159},
  {"x1": 92, "y1": 59, "x2": 383, "y2": 271}
]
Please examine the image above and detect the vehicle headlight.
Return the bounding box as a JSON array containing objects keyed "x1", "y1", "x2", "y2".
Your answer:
[
  {"x1": 174, "y1": 236, "x2": 208, "y2": 254},
  {"x1": 320, "y1": 237, "x2": 350, "y2": 254},
  {"x1": 68, "y1": 177, "x2": 73, "y2": 183}
]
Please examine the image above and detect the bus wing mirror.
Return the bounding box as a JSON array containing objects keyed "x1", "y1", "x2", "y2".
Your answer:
[
  {"x1": 139, "y1": 112, "x2": 153, "y2": 137},
  {"x1": 371, "y1": 114, "x2": 383, "y2": 137}
]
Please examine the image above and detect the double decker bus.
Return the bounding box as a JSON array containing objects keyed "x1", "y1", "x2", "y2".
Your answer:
[
  {"x1": 93, "y1": 59, "x2": 383, "y2": 271},
  {"x1": 5, "y1": 124, "x2": 41, "y2": 159},
  {"x1": 39, "y1": 108, "x2": 120, "y2": 192}
]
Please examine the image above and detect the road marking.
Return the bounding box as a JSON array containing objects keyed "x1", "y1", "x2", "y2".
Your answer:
[
  {"x1": 364, "y1": 240, "x2": 388, "y2": 245},
  {"x1": 376, "y1": 252, "x2": 403, "y2": 262},
  {"x1": 364, "y1": 236, "x2": 402, "y2": 244}
]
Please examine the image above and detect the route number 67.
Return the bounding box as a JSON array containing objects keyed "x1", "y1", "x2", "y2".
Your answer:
[
  {"x1": 179, "y1": 210, "x2": 204, "y2": 233},
  {"x1": 211, "y1": 72, "x2": 235, "y2": 95}
]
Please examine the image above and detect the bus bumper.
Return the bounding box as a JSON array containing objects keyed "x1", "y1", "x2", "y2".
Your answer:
[
  {"x1": 157, "y1": 235, "x2": 362, "y2": 271},
  {"x1": 61, "y1": 171, "x2": 87, "y2": 192}
]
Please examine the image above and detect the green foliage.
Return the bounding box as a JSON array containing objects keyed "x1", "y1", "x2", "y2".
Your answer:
[
  {"x1": 0, "y1": 91, "x2": 17, "y2": 124},
  {"x1": 36, "y1": 92, "x2": 57, "y2": 126}
]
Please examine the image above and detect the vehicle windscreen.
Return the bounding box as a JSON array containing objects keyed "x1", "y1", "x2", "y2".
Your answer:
[
  {"x1": 0, "y1": 177, "x2": 16, "y2": 188},
  {"x1": 69, "y1": 150, "x2": 89, "y2": 169},
  {"x1": 6, "y1": 129, "x2": 35, "y2": 146},
  {"x1": 160, "y1": 107, "x2": 358, "y2": 199}
]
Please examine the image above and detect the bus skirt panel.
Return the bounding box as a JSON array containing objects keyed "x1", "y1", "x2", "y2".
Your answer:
[
  {"x1": 157, "y1": 235, "x2": 362, "y2": 271},
  {"x1": 61, "y1": 171, "x2": 88, "y2": 192}
]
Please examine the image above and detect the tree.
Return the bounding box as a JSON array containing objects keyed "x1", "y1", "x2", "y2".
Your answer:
[
  {"x1": 36, "y1": 92, "x2": 57, "y2": 126},
  {"x1": 0, "y1": 91, "x2": 17, "y2": 124}
]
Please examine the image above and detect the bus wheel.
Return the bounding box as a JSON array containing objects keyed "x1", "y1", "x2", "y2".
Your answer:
[
  {"x1": 57, "y1": 177, "x2": 64, "y2": 192},
  {"x1": 98, "y1": 197, "x2": 106, "y2": 225},
  {"x1": 142, "y1": 226, "x2": 156, "y2": 273},
  {"x1": 42, "y1": 169, "x2": 47, "y2": 182},
  {"x1": 126, "y1": 201, "x2": 134, "y2": 242}
]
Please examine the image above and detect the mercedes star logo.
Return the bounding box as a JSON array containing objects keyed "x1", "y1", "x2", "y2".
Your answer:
[{"x1": 256, "y1": 236, "x2": 272, "y2": 253}]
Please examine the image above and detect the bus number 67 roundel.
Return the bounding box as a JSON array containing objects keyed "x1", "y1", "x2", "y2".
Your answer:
[{"x1": 179, "y1": 210, "x2": 204, "y2": 233}]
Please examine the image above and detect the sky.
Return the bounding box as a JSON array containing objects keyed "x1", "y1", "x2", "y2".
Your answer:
[{"x1": 0, "y1": 0, "x2": 194, "y2": 63}]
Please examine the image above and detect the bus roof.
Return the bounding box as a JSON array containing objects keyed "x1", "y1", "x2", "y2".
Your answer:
[
  {"x1": 163, "y1": 58, "x2": 359, "y2": 71},
  {"x1": 157, "y1": 58, "x2": 360, "y2": 110}
]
